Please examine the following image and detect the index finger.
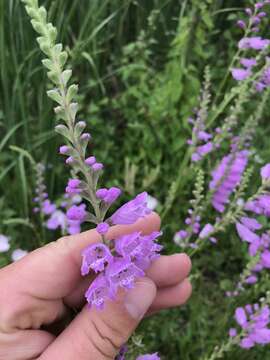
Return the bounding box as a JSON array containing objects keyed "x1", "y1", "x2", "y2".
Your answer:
[{"x1": 1, "y1": 213, "x2": 160, "y2": 300}]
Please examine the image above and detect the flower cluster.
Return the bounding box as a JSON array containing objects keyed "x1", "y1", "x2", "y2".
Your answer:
[
  {"x1": 229, "y1": 303, "x2": 270, "y2": 349},
  {"x1": 232, "y1": 1, "x2": 270, "y2": 90},
  {"x1": 210, "y1": 150, "x2": 249, "y2": 213},
  {"x1": 82, "y1": 230, "x2": 162, "y2": 309}
]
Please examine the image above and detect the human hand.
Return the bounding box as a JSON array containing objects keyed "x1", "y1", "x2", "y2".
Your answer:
[{"x1": 0, "y1": 213, "x2": 192, "y2": 360}]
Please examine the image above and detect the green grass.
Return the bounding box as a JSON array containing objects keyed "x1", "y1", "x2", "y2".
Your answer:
[{"x1": 1, "y1": 0, "x2": 270, "y2": 359}]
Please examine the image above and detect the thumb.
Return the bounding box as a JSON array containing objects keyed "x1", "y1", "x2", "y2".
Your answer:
[{"x1": 40, "y1": 278, "x2": 156, "y2": 360}]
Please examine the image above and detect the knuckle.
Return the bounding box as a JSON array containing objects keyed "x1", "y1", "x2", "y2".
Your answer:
[{"x1": 83, "y1": 315, "x2": 126, "y2": 359}]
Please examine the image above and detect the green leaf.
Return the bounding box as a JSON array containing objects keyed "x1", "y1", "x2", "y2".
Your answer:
[{"x1": 47, "y1": 89, "x2": 63, "y2": 105}]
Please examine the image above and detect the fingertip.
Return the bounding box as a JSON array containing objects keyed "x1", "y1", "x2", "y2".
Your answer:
[{"x1": 177, "y1": 253, "x2": 192, "y2": 276}]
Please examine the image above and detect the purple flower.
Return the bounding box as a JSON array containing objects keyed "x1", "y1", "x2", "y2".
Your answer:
[
  {"x1": 81, "y1": 243, "x2": 113, "y2": 275},
  {"x1": 66, "y1": 204, "x2": 86, "y2": 221},
  {"x1": 210, "y1": 151, "x2": 249, "y2": 213},
  {"x1": 47, "y1": 210, "x2": 67, "y2": 231},
  {"x1": 96, "y1": 222, "x2": 110, "y2": 235},
  {"x1": 236, "y1": 222, "x2": 260, "y2": 243},
  {"x1": 237, "y1": 20, "x2": 246, "y2": 29},
  {"x1": 233, "y1": 304, "x2": 270, "y2": 349},
  {"x1": 110, "y1": 192, "x2": 151, "y2": 225},
  {"x1": 66, "y1": 156, "x2": 74, "y2": 165},
  {"x1": 92, "y1": 163, "x2": 104, "y2": 171},
  {"x1": 65, "y1": 179, "x2": 82, "y2": 194},
  {"x1": 199, "y1": 224, "x2": 214, "y2": 239},
  {"x1": 0, "y1": 235, "x2": 10, "y2": 252},
  {"x1": 261, "y1": 163, "x2": 270, "y2": 181},
  {"x1": 11, "y1": 249, "x2": 28, "y2": 262},
  {"x1": 81, "y1": 133, "x2": 91, "y2": 141},
  {"x1": 42, "y1": 200, "x2": 56, "y2": 215},
  {"x1": 96, "y1": 187, "x2": 122, "y2": 204},
  {"x1": 59, "y1": 145, "x2": 69, "y2": 154},
  {"x1": 240, "y1": 217, "x2": 262, "y2": 231},
  {"x1": 116, "y1": 345, "x2": 128, "y2": 360},
  {"x1": 231, "y1": 68, "x2": 251, "y2": 81},
  {"x1": 238, "y1": 37, "x2": 270, "y2": 50},
  {"x1": 67, "y1": 219, "x2": 82, "y2": 235},
  {"x1": 245, "y1": 275, "x2": 258, "y2": 284},
  {"x1": 229, "y1": 328, "x2": 237, "y2": 337},
  {"x1": 240, "y1": 58, "x2": 257, "y2": 68},
  {"x1": 85, "y1": 156, "x2": 96, "y2": 166},
  {"x1": 261, "y1": 250, "x2": 270, "y2": 268},
  {"x1": 85, "y1": 274, "x2": 115, "y2": 309},
  {"x1": 106, "y1": 258, "x2": 144, "y2": 290},
  {"x1": 197, "y1": 142, "x2": 213, "y2": 156},
  {"x1": 235, "y1": 307, "x2": 247, "y2": 326},
  {"x1": 136, "y1": 354, "x2": 160, "y2": 360}
]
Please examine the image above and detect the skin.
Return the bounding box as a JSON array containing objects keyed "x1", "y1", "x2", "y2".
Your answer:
[{"x1": 0, "y1": 213, "x2": 192, "y2": 360}]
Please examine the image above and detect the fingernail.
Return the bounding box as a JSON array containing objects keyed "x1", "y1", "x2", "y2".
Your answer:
[{"x1": 124, "y1": 280, "x2": 156, "y2": 320}]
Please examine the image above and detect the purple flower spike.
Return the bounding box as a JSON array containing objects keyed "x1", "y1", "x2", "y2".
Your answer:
[
  {"x1": 85, "y1": 156, "x2": 96, "y2": 166},
  {"x1": 59, "y1": 145, "x2": 69, "y2": 154},
  {"x1": 66, "y1": 204, "x2": 87, "y2": 221},
  {"x1": 106, "y1": 258, "x2": 144, "y2": 290},
  {"x1": 110, "y1": 192, "x2": 151, "y2": 225},
  {"x1": 92, "y1": 163, "x2": 104, "y2": 171},
  {"x1": 81, "y1": 243, "x2": 113, "y2": 275},
  {"x1": 261, "y1": 163, "x2": 270, "y2": 182},
  {"x1": 96, "y1": 222, "x2": 110, "y2": 235},
  {"x1": 85, "y1": 274, "x2": 115, "y2": 309}
]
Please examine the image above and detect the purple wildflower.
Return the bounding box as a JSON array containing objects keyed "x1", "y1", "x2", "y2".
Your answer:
[
  {"x1": 231, "y1": 68, "x2": 251, "y2": 81},
  {"x1": 92, "y1": 163, "x2": 104, "y2": 171},
  {"x1": 11, "y1": 249, "x2": 28, "y2": 262},
  {"x1": 85, "y1": 274, "x2": 115, "y2": 309},
  {"x1": 261, "y1": 163, "x2": 270, "y2": 181},
  {"x1": 240, "y1": 58, "x2": 257, "y2": 68},
  {"x1": 85, "y1": 156, "x2": 96, "y2": 166},
  {"x1": 236, "y1": 222, "x2": 260, "y2": 243},
  {"x1": 81, "y1": 243, "x2": 113, "y2": 275},
  {"x1": 65, "y1": 178, "x2": 82, "y2": 194},
  {"x1": 110, "y1": 192, "x2": 151, "y2": 225},
  {"x1": 96, "y1": 222, "x2": 110, "y2": 235},
  {"x1": 136, "y1": 354, "x2": 160, "y2": 360},
  {"x1": 96, "y1": 187, "x2": 122, "y2": 204},
  {"x1": 238, "y1": 37, "x2": 270, "y2": 50},
  {"x1": 210, "y1": 151, "x2": 249, "y2": 212},
  {"x1": 59, "y1": 145, "x2": 70, "y2": 154},
  {"x1": 231, "y1": 304, "x2": 270, "y2": 349},
  {"x1": 199, "y1": 224, "x2": 214, "y2": 239},
  {"x1": 0, "y1": 235, "x2": 10, "y2": 252},
  {"x1": 66, "y1": 204, "x2": 87, "y2": 221},
  {"x1": 106, "y1": 258, "x2": 144, "y2": 290}
]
